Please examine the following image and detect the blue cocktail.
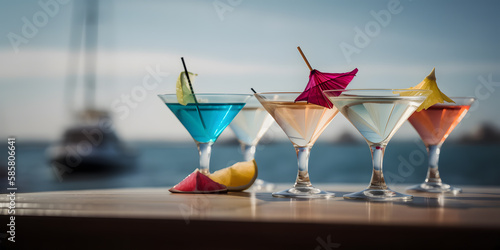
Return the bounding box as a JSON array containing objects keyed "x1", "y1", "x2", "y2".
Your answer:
[{"x1": 158, "y1": 94, "x2": 251, "y2": 174}]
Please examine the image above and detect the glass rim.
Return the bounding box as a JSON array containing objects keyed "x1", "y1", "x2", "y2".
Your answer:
[
  {"x1": 323, "y1": 88, "x2": 432, "y2": 93},
  {"x1": 323, "y1": 89, "x2": 432, "y2": 99},
  {"x1": 254, "y1": 92, "x2": 302, "y2": 95},
  {"x1": 158, "y1": 93, "x2": 252, "y2": 104},
  {"x1": 429, "y1": 96, "x2": 476, "y2": 106},
  {"x1": 442, "y1": 96, "x2": 476, "y2": 100},
  {"x1": 158, "y1": 93, "x2": 253, "y2": 97}
]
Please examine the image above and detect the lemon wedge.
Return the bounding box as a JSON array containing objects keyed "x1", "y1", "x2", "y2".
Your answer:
[
  {"x1": 176, "y1": 71, "x2": 198, "y2": 105},
  {"x1": 405, "y1": 68, "x2": 454, "y2": 111},
  {"x1": 209, "y1": 160, "x2": 258, "y2": 191}
]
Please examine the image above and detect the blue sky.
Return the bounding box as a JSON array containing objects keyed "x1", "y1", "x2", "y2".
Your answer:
[{"x1": 1, "y1": 0, "x2": 499, "y2": 142}]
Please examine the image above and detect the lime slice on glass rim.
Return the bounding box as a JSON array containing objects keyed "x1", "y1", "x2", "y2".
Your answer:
[{"x1": 176, "y1": 71, "x2": 198, "y2": 105}]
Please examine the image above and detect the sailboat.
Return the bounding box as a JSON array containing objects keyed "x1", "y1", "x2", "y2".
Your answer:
[{"x1": 47, "y1": 0, "x2": 136, "y2": 175}]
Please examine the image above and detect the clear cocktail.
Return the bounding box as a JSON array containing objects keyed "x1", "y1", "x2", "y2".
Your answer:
[
  {"x1": 324, "y1": 89, "x2": 431, "y2": 201},
  {"x1": 229, "y1": 97, "x2": 274, "y2": 161}
]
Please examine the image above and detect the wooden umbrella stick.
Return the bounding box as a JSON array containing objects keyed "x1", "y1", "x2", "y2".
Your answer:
[{"x1": 297, "y1": 46, "x2": 313, "y2": 71}]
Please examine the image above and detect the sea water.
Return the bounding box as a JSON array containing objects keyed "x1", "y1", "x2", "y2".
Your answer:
[{"x1": 5, "y1": 141, "x2": 500, "y2": 193}]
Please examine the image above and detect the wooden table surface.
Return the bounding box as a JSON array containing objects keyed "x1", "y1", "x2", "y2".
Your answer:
[{"x1": 2, "y1": 184, "x2": 500, "y2": 249}]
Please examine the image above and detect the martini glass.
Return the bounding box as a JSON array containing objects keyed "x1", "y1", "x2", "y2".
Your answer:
[
  {"x1": 255, "y1": 92, "x2": 339, "y2": 198},
  {"x1": 158, "y1": 94, "x2": 251, "y2": 175},
  {"x1": 406, "y1": 97, "x2": 475, "y2": 194},
  {"x1": 229, "y1": 96, "x2": 275, "y2": 161},
  {"x1": 324, "y1": 89, "x2": 431, "y2": 201}
]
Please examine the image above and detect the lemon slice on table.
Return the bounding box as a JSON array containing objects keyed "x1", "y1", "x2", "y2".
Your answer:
[
  {"x1": 176, "y1": 71, "x2": 198, "y2": 105},
  {"x1": 402, "y1": 68, "x2": 454, "y2": 111},
  {"x1": 209, "y1": 160, "x2": 258, "y2": 191}
]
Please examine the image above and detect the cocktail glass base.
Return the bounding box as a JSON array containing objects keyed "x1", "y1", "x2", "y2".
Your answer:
[
  {"x1": 272, "y1": 186, "x2": 334, "y2": 198},
  {"x1": 406, "y1": 183, "x2": 462, "y2": 194},
  {"x1": 343, "y1": 188, "x2": 413, "y2": 201}
]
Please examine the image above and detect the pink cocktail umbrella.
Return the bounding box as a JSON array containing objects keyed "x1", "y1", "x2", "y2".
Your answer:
[{"x1": 294, "y1": 47, "x2": 358, "y2": 108}]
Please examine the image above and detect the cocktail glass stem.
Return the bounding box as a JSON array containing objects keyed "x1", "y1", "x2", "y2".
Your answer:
[
  {"x1": 271, "y1": 145, "x2": 332, "y2": 198},
  {"x1": 406, "y1": 142, "x2": 461, "y2": 193},
  {"x1": 294, "y1": 146, "x2": 313, "y2": 188},
  {"x1": 368, "y1": 145, "x2": 388, "y2": 190},
  {"x1": 241, "y1": 143, "x2": 256, "y2": 161},
  {"x1": 425, "y1": 144, "x2": 442, "y2": 183},
  {"x1": 343, "y1": 143, "x2": 412, "y2": 201},
  {"x1": 197, "y1": 142, "x2": 213, "y2": 175}
]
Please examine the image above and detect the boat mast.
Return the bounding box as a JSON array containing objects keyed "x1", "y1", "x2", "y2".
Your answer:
[
  {"x1": 83, "y1": 0, "x2": 99, "y2": 111},
  {"x1": 64, "y1": 0, "x2": 100, "y2": 117}
]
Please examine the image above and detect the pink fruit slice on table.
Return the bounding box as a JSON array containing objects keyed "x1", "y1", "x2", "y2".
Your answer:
[{"x1": 169, "y1": 169, "x2": 227, "y2": 194}]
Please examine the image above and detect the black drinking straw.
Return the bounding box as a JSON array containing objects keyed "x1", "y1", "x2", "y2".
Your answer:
[
  {"x1": 251, "y1": 88, "x2": 266, "y2": 99},
  {"x1": 181, "y1": 57, "x2": 206, "y2": 129}
]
